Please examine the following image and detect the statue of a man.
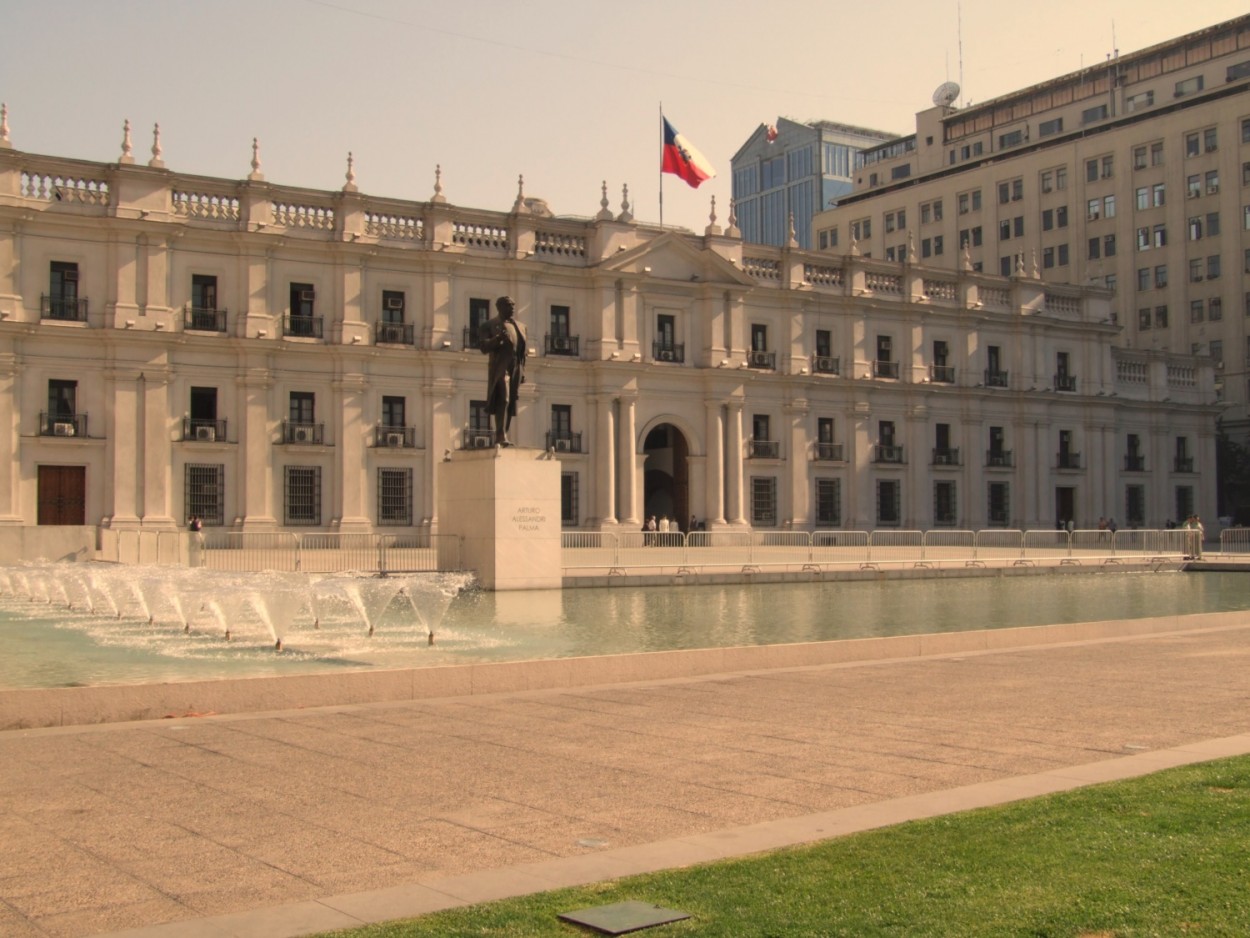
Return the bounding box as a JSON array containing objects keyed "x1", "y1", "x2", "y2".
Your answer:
[{"x1": 478, "y1": 295, "x2": 527, "y2": 446}]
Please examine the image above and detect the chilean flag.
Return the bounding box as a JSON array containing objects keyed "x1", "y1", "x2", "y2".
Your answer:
[{"x1": 662, "y1": 117, "x2": 717, "y2": 189}]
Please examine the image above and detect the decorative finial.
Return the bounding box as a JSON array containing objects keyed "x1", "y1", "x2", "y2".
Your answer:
[
  {"x1": 1031, "y1": 249, "x2": 1040, "y2": 278},
  {"x1": 343, "y1": 151, "x2": 357, "y2": 192},
  {"x1": 961, "y1": 238, "x2": 972, "y2": 272},
  {"x1": 119, "y1": 119, "x2": 134, "y2": 164},
  {"x1": 249, "y1": 137, "x2": 263, "y2": 181},
  {"x1": 906, "y1": 231, "x2": 916, "y2": 265},
  {"x1": 512, "y1": 173, "x2": 527, "y2": 213},
  {"x1": 1014, "y1": 253, "x2": 1024, "y2": 275},
  {"x1": 705, "y1": 194, "x2": 722, "y2": 237},
  {"x1": 726, "y1": 197, "x2": 741, "y2": 238},
  {"x1": 0, "y1": 103, "x2": 9, "y2": 149},
  {"x1": 786, "y1": 211, "x2": 798, "y2": 248},
  {"x1": 617, "y1": 183, "x2": 633, "y2": 223},
  {"x1": 431, "y1": 164, "x2": 446, "y2": 203},
  {"x1": 148, "y1": 122, "x2": 164, "y2": 168},
  {"x1": 596, "y1": 180, "x2": 613, "y2": 220}
]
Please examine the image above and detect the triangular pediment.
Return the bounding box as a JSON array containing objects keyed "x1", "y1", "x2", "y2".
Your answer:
[{"x1": 599, "y1": 232, "x2": 755, "y2": 287}]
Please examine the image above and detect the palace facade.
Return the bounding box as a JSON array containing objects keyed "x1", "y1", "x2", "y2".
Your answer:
[{"x1": 0, "y1": 124, "x2": 1218, "y2": 535}]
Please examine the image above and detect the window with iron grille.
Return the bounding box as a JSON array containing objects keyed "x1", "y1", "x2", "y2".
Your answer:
[
  {"x1": 815, "y1": 478, "x2": 840, "y2": 527},
  {"x1": 1126, "y1": 485, "x2": 1145, "y2": 527},
  {"x1": 561, "y1": 471, "x2": 579, "y2": 526},
  {"x1": 933, "y1": 480, "x2": 957, "y2": 526},
  {"x1": 1175, "y1": 486, "x2": 1194, "y2": 523},
  {"x1": 988, "y1": 482, "x2": 1010, "y2": 527},
  {"x1": 377, "y1": 468, "x2": 412, "y2": 526},
  {"x1": 284, "y1": 466, "x2": 321, "y2": 525},
  {"x1": 876, "y1": 479, "x2": 901, "y2": 527},
  {"x1": 751, "y1": 476, "x2": 777, "y2": 526},
  {"x1": 185, "y1": 464, "x2": 224, "y2": 526}
]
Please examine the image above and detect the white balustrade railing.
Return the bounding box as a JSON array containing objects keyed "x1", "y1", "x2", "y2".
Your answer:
[
  {"x1": 272, "y1": 201, "x2": 336, "y2": 230},
  {"x1": 172, "y1": 190, "x2": 240, "y2": 221},
  {"x1": 21, "y1": 170, "x2": 110, "y2": 205},
  {"x1": 365, "y1": 210, "x2": 422, "y2": 241}
]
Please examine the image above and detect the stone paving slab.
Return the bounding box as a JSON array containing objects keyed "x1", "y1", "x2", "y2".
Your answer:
[{"x1": 1, "y1": 621, "x2": 1248, "y2": 937}]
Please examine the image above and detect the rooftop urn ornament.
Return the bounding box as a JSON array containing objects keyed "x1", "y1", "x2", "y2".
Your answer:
[
  {"x1": 617, "y1": 183, "x2": 633, "y2": 223},
  {"x1": 705, "y1": 194, "x2": 722, "y2": 236},
  {"x1": 906, "y1": 231, "x2": 917, "y2": 264},
  {"x1": 148, "y1": 123, "x2": 164, "y2": 168},
  {"x1": 596, "y1": 180, "x2": 613, "y2": 221},
  {"x1": 961, "y1": 238, "x2": 972, "y2": 272},
  {"x1": 1015, "y1": 253, "x2": 1025, "y2": 276},
  {"x1": 119, "y1": 119, "x2": 134, "y2": 164},
  {"x1": 786, "y1": 211, "x2": 798, "y2": 248},
  {"x1": 726, "y1": 197, "x2": 741, "y2": 238},
  {"x1": 248, "y1": 137, "x2": 264, "y2": 181},
  {"x1": 431, "y1": 164, "x2": 446, "y2": 203},
  {"x1": 0, "y1": 102, "x2": 9, "y2": 149},
  {"x1": 1031, "y1": 249, "x2": 1040, "y2": 278},
  {"x1": 512, "y1": 174, "x2": 527, "y2": 213},
  {"x1": 343, "y1": 151, "x2": 357, "y2": 192}
]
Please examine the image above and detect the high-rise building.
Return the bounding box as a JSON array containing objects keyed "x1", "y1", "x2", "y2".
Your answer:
[
  {"x1": 732, "y1": 118, "x2": 895, "y2": 249},
  {"x1": 812, "y1": 15, "x2": 1250, "y2": 440}
]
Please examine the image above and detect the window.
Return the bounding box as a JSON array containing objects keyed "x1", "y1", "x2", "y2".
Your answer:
[
  {"x1": 1211, "y1": 297, "x2": 1224, "y2": 321},
  {"x1": 377, "y1": 468, "x2": 413, "y2": 526},
  {"x1": 551, "y1": 403, "x2": 573, "y2": 442},
  {"x1": 1185, "y1": 132, "x2": 1201, "y2": 157},
  {"x1": 1056, "y1": 166, "x2": 1067, "y2": 190},
  {"x1": 1057, "y1": 244, "x2": 1069, "y2": 266},
  {"x1": 46, "y1": 261, "x2": 81, "y2": 320},
  {"x1": 1087, "y1": 197, "x2": 1101, "y2": 220},
  {"x1": 933, "y1": 481, "x2": 957, "y2": 526},
  {"x1": 815, "y1": 478, "x2": 841, "y2": 527},
  {"x1": 1190, "y1": 258, "x2": 1204, "y2": 282},
  {"x1": 381, "y1": 395, "x2": 405, "y2": 430},
  {"x1": 1208, "y1": 255, "x2": 1221, "y2": 279},
  {"x1": 284, "y1": 466, "x2": 321, "y2": 526},
  {"x1": 1080, "y1": 105, "x2": 1106, "y2": 125},
  {"x1": 561, "y1": 472, "x2": 579, "y2": 526},
  {"x1": 1039, "y1": 118, "x2": 1064, "y2": 138},
  {"x1": 1187, "y1": 174, "x2": 1202, "y2": 199},
  {"x1": 1207, "y1": 212, "x2": 1220, "y2": 237},
  {"x1": 1104, "y1": 234, "x2": 1116, "y2": 257},
  {"x1": 851, "y1": 217, "x2": 871, "y2": 240},
  {"x1": 752, "y1": 413, "x2": 771, "y2": 447},
  {"x1": 1191, "y1": 299, "x2": 1205, "y2": 323},
  {"x1": 1155, "y1": 305, "x2": 1169, "y2": 328},
  {"x1": 1043, "y1": 246, "x2": 1055, "y2": 269},
  {"x1": 1206, "y1": 170, "x2": 1220, "y2": 195},
  {"x1": 1101, "y1": 155, "x2": 1114, "y2": 178},
  {"x1": 1126, "y1": 90, "x2": 1154, "y2": 113},
  {"x1": 987, "y1": 482, "x2": 1010, "y2": 527},
  {"x1": 761, "y1": 155, "x2": 784, "y2": 189},
  {"x1": 469, "y1": 297, "x2": 491, "y2": 339},
  {"x1": 959, "y1": 226, "x2": 982, "y2": 247},
  {"x1": 381, "y1": 289, "x2": 405, "y2": 323},
  {"x1": 1152, "y1": 183, "x2": 1165, "y2": 208},
  {"x1": 1135, "y1": 187, "x2": 1149, "y2": 212},
  {"x1": 1104, "y1": 195, "x2": 1116, "y2": 218},
  {"x1": 1132, "y1": 146, "x2": 1147, "y2": 170},
  {"x1": 1137, "y1": 267, "x2": 1151, "y2": 291},
  {"x1": 191, "y1": 274, "x2": 218, "y2": 312},
  {"x1": 185, "y1": 464, "x2": 225, "y2": 527},
  {"x1": 1153, "y1": 225, "x2": 1167, "y2": 248},
  {"x1": 1136, "y1": 227, "x2": 1150, "y2": 251},
  {"x1": 751, "y1": 323, "x2": 768, "y2": 352},
  {"x1": 751, "y1": 476, "x2": 777, "y2": 527},
  {"x1": 1042, "y1": 208, "x2": 1054, "y2": 231},
  {"x1": 999, "y1": 129, "x2": 1024, "y2": 148},
  {"x1": 1138, "y1": 308, "x2": 1151, "y2": 330},
  {"x1": 1175, "y1": 76, "x2": 1204, "y2": 98},
  {"x1": 876, "y1": 480, "x2": 901, "y2": 527},
  {"x1": 1155, "y1": 265, "x2": 1168, "y2": 289},
  {"x1": 1150, "y1": 142, "x2": 1164, "y2": 166},
  {"x1": 289, "y1": 391, "x2": 315, "y2": 426},
  {"x1": 1014, "y1": 216, "x2": 1024, "y2": 237},
  {"x1": 1000, "y1": 256, "x2": 1013, "y2": 276},
  {"x1": 1088, "y1": 237, "x2": 1101, "y2": 260},
  {"x1": 1126, "y1": 485, "x2": 1145, "y2": 528},
  {"x1": 550, "y1": 304, "x2": 571, "y2": 338},
  {"x1": 815, "y1": 329, "x2": 831, "y2": 358},
  {"x1": 1204, "y1": 128, "x2": 1218, "y2": 152},
  {"x1": 190, "y1": 386, "x2": 218, "y2": 429}
]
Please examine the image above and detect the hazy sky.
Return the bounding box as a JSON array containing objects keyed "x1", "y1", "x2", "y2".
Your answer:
[{"x1": 2, "y1": 1, "x2": 1245, "y2": 231}]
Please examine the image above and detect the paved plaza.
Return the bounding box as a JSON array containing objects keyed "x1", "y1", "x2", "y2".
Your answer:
[{"x1": 1, "y1": 619, "x2": 1249, "y2": 937}]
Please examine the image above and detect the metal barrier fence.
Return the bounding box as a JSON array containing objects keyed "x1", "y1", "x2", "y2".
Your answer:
[
  {"x1": 1220, "y1": 528, "x2": 1250, "y2": 553},
  {"x1": 562, "y1": 529, "x2": 1189, "y2": 574}
]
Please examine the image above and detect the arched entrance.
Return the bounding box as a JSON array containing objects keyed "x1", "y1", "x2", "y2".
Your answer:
[{"x1": 642, "y1": 423, "x2": 691, "y2": 532}]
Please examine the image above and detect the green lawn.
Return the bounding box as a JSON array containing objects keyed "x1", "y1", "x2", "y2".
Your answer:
[{"x1": 321, "y1": 755, "x2": 1250, "y2": 937}]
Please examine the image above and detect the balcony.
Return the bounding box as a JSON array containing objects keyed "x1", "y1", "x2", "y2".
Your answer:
[
  {"x1": 813, "y1": 441, "x2": 844, "y2": 461},
  {"x1": 546, "y1": 430, "x2": 583, "y2": 454},
  {"x1": 462, "y1": 428, "x2": 496, "y2": 450},
  {"x1": 874, "y1": 444, "x2": 905, "y2": 464},
  {"x1": 984, "y1": 369, "x2": 1009, "y2": 388},
  {"x1": 873, "y1": 360, "x2": 900, "y2": 379},
  {"x1": 1054, "y1": 374, "x2": 1077, "y2": 392},
  {"x1": 749, "y1": 439, "x2": 780, "y2": 459},
  {"x1": 39, "y1": 412, "x2": 88, "y2": 437},
  {"x1": 929, "y1": 364, "x2": 956, "y2": 384},
  {"x1": 375, "y1": 321, "x2": 414, "y2": 346},
  {"x1": 653, "y1": 341, "x2": 685, "y2": 363},
  {"x1": 932, "y1": 447, "x2": 961, "y2": 466},
  {"x1": 1057, "y1": 451, "x2": 1082, "y2": 470},
  {"x1": 1174, "y1": 456, "x2": 1194, "y2": 473},
  {"x1": 812, "y1": 355, "x2": 840, "y2": 375},
  {"x1": 185, "y1": 307, "x2": 227, "y2": 332},
  {"x1": 374, "y1": 424, "x2": 415, "y2": 448},
  {"x1": 284, "y1": 315, "x2": 323, "y2": 339},
  {"x1": 41, "y1": 295, "x2": 88, "y2": 322},
  {"x1": 747, "y1": 350, "x2": 776, "y2": 370},
  {"x1": 1125, "y1": 454, "x2": 1146, "y2": 471},
  {"x1": 283, "y1": 421, "x2": 324, "y2": 444},
  {"x1": 545, "y1": 334, "x2": 579, "y2": 356},
  {"x1": 182, "y1": 418, "x2": 227, "y2": 442},
  {"x1": 986, "y1": 449, "x2": 1015, "y2": 468}
]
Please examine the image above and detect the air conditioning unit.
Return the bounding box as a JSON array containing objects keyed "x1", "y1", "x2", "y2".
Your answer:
[
  {"x1": 293, "y1": 426, "x2": 311, "y2": 443},
  {"x1": 656, "y1": 349, "x2": 675, "y2": 362},
  {"x1": 554, "y1": 438, "x2": 572, "y2": 452},
  {"x1": 385, "y1": 296, "x2": 404, "y2": 310},
  {"x1": 468, "y1": 433, "x2": 494, "y2": 449},
  {"x1": 385, "y1": 432, "x2": 405, "y2": 447},
  {"x1": 299, "y1": 290, "x2": 315, "y2": 302},
  {"x1": 552, "y1": 336, "x2": 570, "y2": 351},
  {"x1": 62, "y1": 269, "x2": 78, "y2": 282},
  {"x1": 194, "y1": 425, "x2": 217, "y2": 442},
  {"x1": 52, "y1": 421, "x2": 75, "y2": 437},
  {"x1": 750, "y1": 350, "x2": 772, "y2": 367}
]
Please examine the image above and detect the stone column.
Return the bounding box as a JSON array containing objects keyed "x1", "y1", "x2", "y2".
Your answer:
[
  {"x1": 704, "y1": 400, "x2": 725, "y2": 525},
  {"x1": 594, "y1": 395, "x2": 616, "y2": 526},
  {"x1": 726, "y1": 400, "x2": 745, "y2": 525},
  {"x1": 107, "y1": 367, "x2": 142, "y2": 527},
  {"x1": 141, "y1": 369, "x2": 175, "y2": 526},
  {"x1": 851, "y1": 401, "x2": 872, "y2": 528},
  {"x1": 424, "y1": 377, "x2": 456, "y2": 528},
  {"x1": 0, "y1": 353, "x2": 18, "y2": 522},
  {"x1": 617, "y1": 394, "x2": 638, "y2": 525},
  {"x1": 334, "y1": 373, "x2": 370, "y2": 531},
  {"x1": 238, "y1": 367, "x2": 276, "y2": 528},
  {"x1": 785, "y1": 398, "x2": 809, "y2": 526}
]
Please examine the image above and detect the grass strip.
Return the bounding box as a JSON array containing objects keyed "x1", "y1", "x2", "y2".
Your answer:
[{"x1": 320, "y1": 755, "x2": 1250, "y2": 937}]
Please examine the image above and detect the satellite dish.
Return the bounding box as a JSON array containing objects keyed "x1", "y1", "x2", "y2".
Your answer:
[{"x1": 932, "y1": 81, "x2": 961, "y2": 107}]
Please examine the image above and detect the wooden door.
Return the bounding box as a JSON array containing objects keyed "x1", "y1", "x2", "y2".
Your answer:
[{"x1": 37, "y1": 465, "x2": 86, "y2": 525}]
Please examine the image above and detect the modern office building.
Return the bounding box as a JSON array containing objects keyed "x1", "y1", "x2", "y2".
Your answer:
[
  {"x1": 813, "y1": 15, "x2": 1250, "y2": 442},
  {"x1": 732, "y1": 118, "x2": 895, "y2": 250},
  {"x1": 0, "y1": 121, "x2": 1216, "y2": 535}
]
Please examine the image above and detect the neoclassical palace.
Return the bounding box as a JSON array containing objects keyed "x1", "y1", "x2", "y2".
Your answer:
[{"x1": 0, "y1": 122, "x2": 1219, "y2": 535}]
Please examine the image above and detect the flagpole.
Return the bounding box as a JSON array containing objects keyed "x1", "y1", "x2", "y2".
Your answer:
[{"x1": 658, "y1": 102, "x2": 664, "y2": 228}]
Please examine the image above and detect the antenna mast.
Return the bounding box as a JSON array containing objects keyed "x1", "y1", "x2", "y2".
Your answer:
[{"x1": 957, "y1": 0, "x2": 964, "y2": 104}]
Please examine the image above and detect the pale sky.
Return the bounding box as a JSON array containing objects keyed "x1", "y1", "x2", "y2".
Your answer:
[{"x1": 1, "y1": 1, "x2": 1245, "y2": 232}]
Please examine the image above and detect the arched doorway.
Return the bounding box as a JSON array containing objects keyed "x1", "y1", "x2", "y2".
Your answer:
[{"x1": 642, "y1": 423, "x2": 690, "y2": 532}]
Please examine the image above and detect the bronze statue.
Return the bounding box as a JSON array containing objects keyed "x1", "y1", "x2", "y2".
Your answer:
[{"x1": 478, "y1": 295, "x2": 527, "y2": 446}]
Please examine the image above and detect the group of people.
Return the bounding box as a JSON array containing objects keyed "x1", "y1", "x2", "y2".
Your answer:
[
  {"x1": 642, "y1": 514, "x2": 700, "y2": 545},
  {"x1": 1181, "y1": 515, "x2": 1205, "y2": 559}
]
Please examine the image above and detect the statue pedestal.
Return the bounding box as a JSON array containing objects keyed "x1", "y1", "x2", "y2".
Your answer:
[{"x1": 437, "y1": 447, "x2": 562, "y2": 591}]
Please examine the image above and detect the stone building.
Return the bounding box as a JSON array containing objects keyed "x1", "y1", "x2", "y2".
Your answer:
[{"x1": 0, "y1": 118, "x2": 1217, "y2": 535}]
